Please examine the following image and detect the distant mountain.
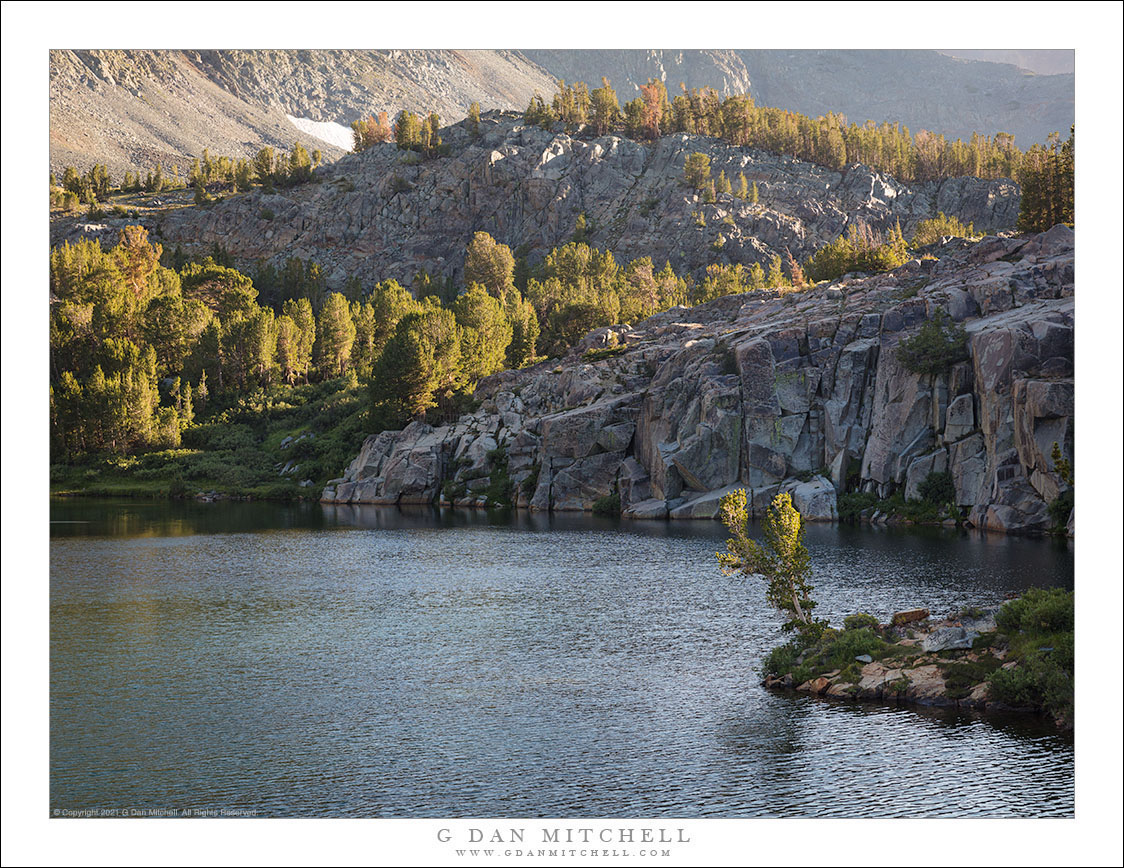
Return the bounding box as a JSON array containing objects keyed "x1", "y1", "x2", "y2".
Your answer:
[
  {"x1": 49, "y1": 49, "x2": 558, "y2": 176},
  {"x1": 49, "y1": 49, "x2": 1074, "y2": 176},
  {"x1": 523, "y1": 49, "x2": 1074, "y2": 148}
]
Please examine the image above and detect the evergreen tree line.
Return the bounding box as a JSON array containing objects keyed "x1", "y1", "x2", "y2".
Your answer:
[
  {"x1": 351, "y1": 110, "x2": 449, "y2": 158},
  {"x1": 49, "y1": 228, "x2": 530, "y2": 459},
  {"x1": 522, "y1": 77, "x2": 1071, "y2": 187},
  {"x1": 50, "y1": 141, "x2": 321, "y2": 213},
  {"x1": 51, "y1": 228, "x2": 364, "y2": 457},
  {"x1": 1016, "y1": 127, "x2": 1075, "y2": 233},
  {"x1": 48, "y1": 225, "x2": 799, "y2": 461}
]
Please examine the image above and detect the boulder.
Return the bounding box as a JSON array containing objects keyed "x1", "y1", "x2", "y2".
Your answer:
[
  {"x1": 921, "y1": 626, "x2": 980, "y2": 653},
  {"x1": 622, "y1": 498, "x2": 669, "y2": 520},
  {"x1": 668, "y1": 484, "x2": 744, "y2": 519},
  {"x1": 783, "y1": 475, "x2": 838, "y2": 521},
  {"x1": 798, "y1": 677, "x2": 832, "y2": 695},
  {"x1": 943, "y1": 393, "x2": 976, "y2": 443},
  {"x1": 902, "y1": 665, "x2": 950, "y2": 705},
  {"x1": 891, "y1": 608, "x2": 930, "y2": 627},
  {"x1": 549, "y1": 452, "x2": 625, "y2": 511}
]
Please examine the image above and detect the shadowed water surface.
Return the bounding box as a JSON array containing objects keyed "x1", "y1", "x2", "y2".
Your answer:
[{"x1": 50, "y1": 499, "x2": 1073, "y2": 817}]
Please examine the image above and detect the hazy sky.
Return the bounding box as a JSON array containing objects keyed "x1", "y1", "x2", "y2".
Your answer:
[{"x1": 937, "y1": 50, "x2": 1074, "y2": 75}]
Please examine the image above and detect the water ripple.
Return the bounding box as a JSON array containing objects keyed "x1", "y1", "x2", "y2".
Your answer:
[{"x1": 50, "y1": 502, "x2": 1073, "y2": 817}]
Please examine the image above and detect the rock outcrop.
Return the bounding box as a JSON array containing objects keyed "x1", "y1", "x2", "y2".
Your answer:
[
  {"x1": 146, "y1": 113, "x2": 1020, "y2": 289},
  {"x1": 323, "y1": 226, "x2": 1074, "y2": 536}
]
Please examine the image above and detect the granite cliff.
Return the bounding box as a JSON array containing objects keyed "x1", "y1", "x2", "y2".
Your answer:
[{"x1": 323, "y1": 225, "x2": 1074, "y2": 537}]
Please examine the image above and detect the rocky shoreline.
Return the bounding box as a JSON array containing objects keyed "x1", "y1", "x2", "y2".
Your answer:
[{"x1": 762, "y1": 602, "x2": 1073, "y2": 729}]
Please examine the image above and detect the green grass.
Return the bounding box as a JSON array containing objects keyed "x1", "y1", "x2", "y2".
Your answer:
[{"x1": 764, "y1": 626, "x2": 890, "y2": 685}]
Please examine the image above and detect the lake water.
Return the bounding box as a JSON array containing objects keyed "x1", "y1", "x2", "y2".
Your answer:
[{"x1": 50, "y1": 498, "x2": 1074, "y2": 818}]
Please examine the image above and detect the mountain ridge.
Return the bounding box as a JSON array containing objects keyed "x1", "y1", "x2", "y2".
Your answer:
[{"x1": 49, "y1": 49, "x2": 1074, "y2": 176}]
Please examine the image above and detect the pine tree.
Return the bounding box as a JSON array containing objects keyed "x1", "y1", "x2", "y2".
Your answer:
[
  {"x1": 505, "y1": 296, "x2": 539, "y2": 369},
  {"x1": 253, "y1": 148, "x2": 275, "y2": 190},
  {"x1": 282, "y1": 297, "x2": 316, "y2": 382},
  {"x1": 424, "y1": 113, "x2": 442, "y2": 156},
  {"x1": 639, "y1": 78, "x2": 669, "y2": 140},
  {"x1": 464, "y1": 232, "x2": 517, "y2": 304},
  {"x1": 370, "y1": 305, "x2": 461, "y2": 424},
  {"x1": 782, "y1": 248, "x2": 805, "y2": 287},
  {"x1": 194, "y1": 179, "x2": 211, "y2": 206},
  {"x1": 234, "y1": 159, "x2": 254, "y2": 192},
  {"x1": 289, "y1": 142, "x2": 312, "y2": 184},
  {"x1": 453, "y1": 284, "x2": 513, "y2": 387},
  {"x1": 315, "y1": 292, "x2": 356, "y2": 377},
  {"x1": 275, "y1": 314, "x2": 299, "y2": 384},
  {"x1": 395, "y1": 110, "x2": 423, "y2": 151},
  {"x1": 766, "y1": 254, "x2": 786, "y2": 288},
  {"x1": 684, "y1": 152, "x2": 711, "y2": 189},
  {"x1": 624, "y1": 98, "x2": 645, "y2": 139},
  {"x1": 590, "y1": 77, "x2": 621, "y2": 136},
  {"x1": 718, "y1": 489, "x2": 819, "y2": 634}
]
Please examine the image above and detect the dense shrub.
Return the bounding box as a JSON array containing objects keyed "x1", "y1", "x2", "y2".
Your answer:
[
  {"x1": 911, "y1": 212, "x2": 977, "y2": 247},
  {"x1": 995, "y1": 587, "x2": 1073, "y2": 635},
  {"x1": 763, "y1": 637, "x2": 809, "y2": 677},
  {"x1": 803, "y1": 221, "x2": 910, "y2": 282},
  {"x1": 592, "y1": 491, "x2": 621, "y2": 516},
  {"x1": 917, "y1": 470, "x2": 956, "y2": 505},
  {"x1": 990, "y1": 588, "x2": 1074, "y2": 722},
  {"x1": 843, "y1": 613, "x2": 880, "y2": 631},
  {"x1": 896, "y1": 310, "x2": 969, "y2": 375},
  {"x1": 1048, "y1": 489, "x2": 1074, "y2": 532},
  {"x1": 837, "y1": 491, "x2": 878, "y2": 523},
  {"x1": 989, "y1": 636, "x2": 1073, "y2": 721},
  {"x1": 766, "y1": 626, "x2": 889, "y2": 684}
]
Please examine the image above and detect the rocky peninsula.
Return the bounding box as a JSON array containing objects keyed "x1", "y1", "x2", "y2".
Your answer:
[{"x1": 762, "y1": 588, "x2": 1075, "y2": 729}]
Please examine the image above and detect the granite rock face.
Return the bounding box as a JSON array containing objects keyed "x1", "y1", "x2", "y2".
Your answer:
[
  {"x1": 149, "y1": 113, "x2": 1020, "y2": 289},
  {"x1": 323, "y1": 227, "x2": 1074, "y2": 536}
]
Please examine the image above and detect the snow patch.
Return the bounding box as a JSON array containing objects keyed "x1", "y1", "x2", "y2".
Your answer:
[{"x1": 286, "y1": 115, "x2": 353, "y2": 151}]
